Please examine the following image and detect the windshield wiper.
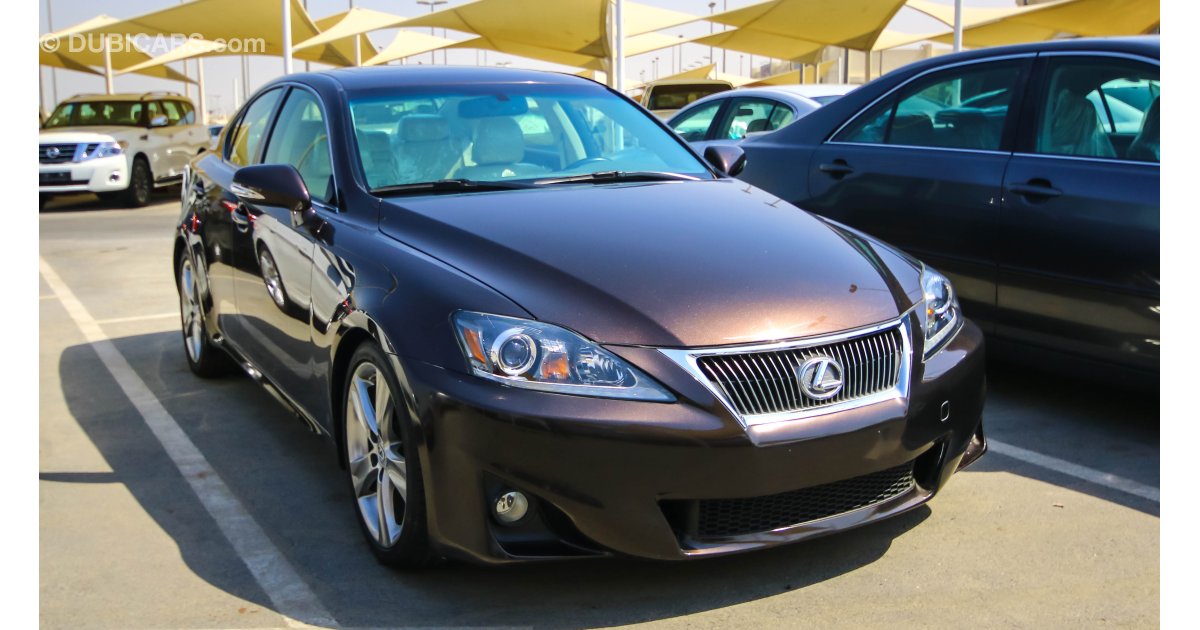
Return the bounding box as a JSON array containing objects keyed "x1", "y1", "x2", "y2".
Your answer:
[
  {"x1": 533, "y1": 171, "x2": 700, "y2": 186},
  {"x1": 371, "y1": 178, "x2": 536, "y2": 196}
]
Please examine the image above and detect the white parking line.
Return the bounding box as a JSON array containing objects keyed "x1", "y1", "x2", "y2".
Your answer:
[
  {"x1": 94, "y1": 312, "x2": 179, "y2": 325},
  {"x1": 39, "y1": 257, "x2": 338, "y2": 630},
  {"x1": 989, "y1": 439, "x2": 1160, "y2": 503}
]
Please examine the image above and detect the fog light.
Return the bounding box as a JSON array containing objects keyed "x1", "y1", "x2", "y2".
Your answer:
[
  {"x1": 109, "y1": 172, "x2": 122, "y2": 183},
  {"x1": 494, "y1": 490, "x2": 529, "y2": 525}
]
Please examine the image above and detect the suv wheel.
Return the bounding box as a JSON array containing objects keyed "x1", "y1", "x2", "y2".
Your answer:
[{"x1": 122, "y1": 157, "x2": 152, "y2": 207}]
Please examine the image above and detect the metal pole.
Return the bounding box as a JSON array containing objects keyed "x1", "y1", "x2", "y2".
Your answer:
[
  {"x1": 707, "y1": 2, "x2": 715, "y2": 70},
  {"x1": 282, "y1": 0, "x2": 293, "y2": 74},
  {"x1": 721, "y1": 0, "x2": 726, "y2": 74},
  {"x1": 953, "y1": 0, "x2": 964, "y2": 52},
  {"x1": 865, "y1": 48, "x2": 871, "y2": 82},
  {"x1": 842, "y1": 48, "x2": 849, "y2": 83},
  {"x1": 233, "y1": 76, "x2": 240, "y2": 109},
  {"x1": 103, "y1": 35, "x2": 114, "y2": 94},
  {"x1": 47, "y1": 0, "x2": 58, "y2": 106},
  {"x1": 613, "y1": 0, "x2": 625, "y2": 92},
  {"x1": 197, "y1": 57, "x2": 207, "y2": 124},
  {"x1": 350, "y1": 0, "x2": 361, "y2": 66}
]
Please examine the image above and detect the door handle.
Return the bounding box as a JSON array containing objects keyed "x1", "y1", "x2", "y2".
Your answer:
[
  {"x1": 818, "y1": 160, "x2": 854, "y2": 178},
  {"x1": 1008, "y1": 180, "x2": 1062, "y2": 199}
]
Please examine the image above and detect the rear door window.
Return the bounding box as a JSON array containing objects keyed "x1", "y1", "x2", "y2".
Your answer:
[
  {"x1": 669, "y1": 101, "x2": 722, "y2": 142},
  {"x1": 1034, "y1": 57, "x2": 1159, "y2": 162},
  {"x1": 835, "y1": 60, "x2": 1024, "y2": 151}
]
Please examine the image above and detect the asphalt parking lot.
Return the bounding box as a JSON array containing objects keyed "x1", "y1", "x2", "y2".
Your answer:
[{"x1": 40, "y1": 194, "x2": 1159, "y2": 629}]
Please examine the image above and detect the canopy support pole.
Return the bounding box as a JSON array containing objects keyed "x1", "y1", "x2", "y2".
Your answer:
[
  {"x1": 611, "y1": 0, "x2": 625, "y2": 92},
  {"x1": 953, "y1": 0, "x2": 964, "y2": 52},
  {"x1": 103, "y1": 36, "x2": 114, "y2": 95},
  {"x1": 197, "y1": 57, "x2": 207, "y2": 125},
  {"x1": 282, "y1": 0, "x2": 294, "y2": 74},
  {"x1": 865, "y1": 49, "x2": 871, "y2": 82},
  {"x1": 351, "y1": 0, "x2": 361, "y2": 66}
]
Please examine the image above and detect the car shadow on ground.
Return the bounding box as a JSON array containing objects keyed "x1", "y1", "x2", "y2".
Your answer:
[
  {"x1": 40, "y1": 190, "x2": 179, "y2": 213},
  {"x1": 957, "y1": 355, "x2": 1159, "y2": 517},
  {"x1": 57, "y1": 331, "x2": 934, "y2": 627}
]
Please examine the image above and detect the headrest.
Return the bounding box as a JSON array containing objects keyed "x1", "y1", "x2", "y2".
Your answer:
[
  {"x1": 472, "y1": 117, "x2": 524, "y2": 166},
  {"x1": 746, "y1": 118, "x2": 770, "y2": 133},
  {"x1": 397, "y1": 115, "x2": 450, "y2": 143}
]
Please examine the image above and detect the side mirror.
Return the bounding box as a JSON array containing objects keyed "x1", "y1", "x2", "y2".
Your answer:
[
  {"x1": 149, "y1": 115, "x2": 169, "y2": 128},
  {"x1": 704, "y1": 144, "x2": 747, "y2": 177},
  {"x1": 231, "y1": 164, "x2": 314, "y2": 228}
]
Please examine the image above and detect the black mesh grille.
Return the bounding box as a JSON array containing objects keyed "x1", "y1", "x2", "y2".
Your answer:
[
  {"x1": 695, "y1": 325, "x2": 904, "y2": 417},
  {"x1": 683, "y1": 462, "x2": 915, "y2": 539}
]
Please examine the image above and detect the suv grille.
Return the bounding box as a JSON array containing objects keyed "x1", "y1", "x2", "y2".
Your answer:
[
  {"x1": 39, "y1": 143, "x2": 78, "y2": 164},
  {"x1": 677, "y1": 462, "x2": 916, "y2": 540},
  {"x1": 695, "y1": 325, "x2": 904, "y2": 417}
]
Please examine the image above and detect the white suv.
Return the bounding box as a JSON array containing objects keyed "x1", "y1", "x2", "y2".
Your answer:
[{"x1": 39, "y1": 92, "x2": 210, "y2": 208}]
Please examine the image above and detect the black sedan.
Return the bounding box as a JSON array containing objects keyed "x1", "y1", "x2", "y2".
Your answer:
[
  {"x1": 736, "y1": 37, "x2": 1159, "y2": 378},
  {"x1": 175, "y1": 66, "x2": 985, "y2": 567}
]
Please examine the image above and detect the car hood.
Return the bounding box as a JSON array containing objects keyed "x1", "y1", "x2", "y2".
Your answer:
[
  {"x1": 39, "y1": 126, "x2": 140, "y2": 143},
  {"x1": 378, "y1": 179, "x2": 922, "y2": 347}
]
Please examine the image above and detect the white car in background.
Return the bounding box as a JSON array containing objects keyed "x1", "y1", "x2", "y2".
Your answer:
[
  {"x1": 39, "y1": 92, "x2": 210, "y2": 208},
  {"x1": 667, "y1": 84, "x2": 858, "y2": 153}
]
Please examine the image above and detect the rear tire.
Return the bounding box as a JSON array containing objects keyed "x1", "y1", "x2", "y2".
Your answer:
[
  {"x1": 343, "y1": 343, "x2": 436, "y2": 568},
  {"x1": 177, "y1": 249, "x2": 234, "y2": 378}
]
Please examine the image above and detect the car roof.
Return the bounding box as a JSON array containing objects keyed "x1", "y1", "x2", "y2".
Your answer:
[
  {"x1": 62, "y1": 92, "x2": 192, "y2": 103},
  {"x1": 313, "y1": 65, "x2": 603, "y2": 92},
  {"x1": 766, "y1": 84, "x2": 858, "y2": 98},
  {"x1": 665, "y1": 86, "x2": 824, "y2": 123}
]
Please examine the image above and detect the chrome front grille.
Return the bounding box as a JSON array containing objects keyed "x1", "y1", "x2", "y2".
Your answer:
[
  {"x1": 39, "y1": 143, "x2": 80, "y2": 164},
  {"x1": 661, "y1": 318, "x2": 910, "y2": 426}
]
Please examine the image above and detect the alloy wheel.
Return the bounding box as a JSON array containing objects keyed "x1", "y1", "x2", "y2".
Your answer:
[
  {"x1": 179, "y1": 257, "x2": 204, "y2": 362},
  {"x1": 345, "y1": 361, "x2": 407, "y2": 548}
]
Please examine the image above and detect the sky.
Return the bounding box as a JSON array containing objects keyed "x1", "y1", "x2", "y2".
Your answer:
[{"x1": 38, "y1": 0, "x2": 1022, "y2": 120}]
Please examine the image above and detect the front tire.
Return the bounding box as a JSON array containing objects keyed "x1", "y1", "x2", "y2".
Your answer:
[
  {"x1": 121, "y1": 157, "x2": 152, "y2": 207},
  {"x1": 177, "y1": 250, "x2": 233, "y2": 377},
  {"x1": 343, "y1": 343, "x2": 435, "y2": 568}
]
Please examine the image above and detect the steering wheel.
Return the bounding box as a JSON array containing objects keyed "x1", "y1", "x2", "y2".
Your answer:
[{"x1": 562, "y1": 156, "x2": 611, "y2": 171}]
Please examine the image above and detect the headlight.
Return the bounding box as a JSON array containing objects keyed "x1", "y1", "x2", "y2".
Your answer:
[
  {"x1": 452, "y1": 311, "x2": 674, "y2": 401},
  {"x1": 920, "y1": 266, "x2": 962, "y2": 360},
  {"x1": 81, "y1": 141, "x2": 123, "y2": 160}
]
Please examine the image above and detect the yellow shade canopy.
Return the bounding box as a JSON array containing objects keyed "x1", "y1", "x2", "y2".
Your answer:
[
  {"x1": 41, "y1": 27, "x2": 193, "y2": 83},
  {"x1": 626, "y1": 64, "x2": 716, "y2": 91},
  {"x1": 297, "y1": 8, "x2": 396, "y2": 55},
  {"x1": 691, "y1": 29, "x2": 825, "y2": 63},
  {"x1": 40, "y1": 15, "x2": 192, "y2": 82},
  {"x1": 904, "y1": 0, "x2": 1052, "y2": 27},
  {"x1": 743, "y1": 59, "x2": 838, "y2": 87},
  {"x1": 403, "y1": 0, "x2": 690, "y2": 61},
  {"x1": 707, "y1": 0, "x2": 908, "y2": 51},
  {"x1": 448, "y1": 37, "x2": 601, "y2": 69},
  {"x1": 928, "y1": 0, "x2": 1160, "y2": 48},
  {"x1": 363, "y1": 31, "x2": 459, "y2": 67},
  {"x1": 90, "y1": 0, "x2": 356, "y2": 67},
  {"x1": 114, "y1": 38, "x2": 227, "y2": 75}
]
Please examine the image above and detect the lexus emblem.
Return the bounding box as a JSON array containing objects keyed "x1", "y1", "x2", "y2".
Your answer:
[
  {"x1": 797, "y1": 356, "x2": 844, "y2": 400},
  {"x1": 46, "y1": 146, "x2": 60, "y2": 159}
]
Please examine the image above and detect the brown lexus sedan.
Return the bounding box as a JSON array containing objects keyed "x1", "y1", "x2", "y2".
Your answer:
[{"x1": 175, "y1": 66, "x2": 986, "y2": 567}]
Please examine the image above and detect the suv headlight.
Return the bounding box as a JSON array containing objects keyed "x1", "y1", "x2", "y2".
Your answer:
[
  {"x1": 81, "y1": 141, "x2": 123, "y2": 160},
  {"x1": 920, "y1": 266, "x2": 962, "y2": 360},
  {"x1": 452, "y1": 311, "x2": 674, "y2": 401}
]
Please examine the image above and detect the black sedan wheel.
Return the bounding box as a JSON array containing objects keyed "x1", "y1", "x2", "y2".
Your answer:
[
  {"x1": 343, "y1": 343, "x2": 434, "y2": 568},
  {"x1": 177, "y1": 251, "x2": 232, "y2": 377}
]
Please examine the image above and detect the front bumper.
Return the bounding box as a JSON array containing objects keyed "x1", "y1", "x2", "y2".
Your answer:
[
  {"x1": 39, "y1": 155, "x2": 128, "y2": 195},
  {"x1": 401, "y1": 317, "x2": 986, "y2": 564}
]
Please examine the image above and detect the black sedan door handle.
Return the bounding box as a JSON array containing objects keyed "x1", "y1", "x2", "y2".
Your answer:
[
  {"x1": 1008, "y1": 180, "x2": 1063, "y2": 198},
  {"x1": 819, "y1": 160, "x2": 854, "y2": 178}
]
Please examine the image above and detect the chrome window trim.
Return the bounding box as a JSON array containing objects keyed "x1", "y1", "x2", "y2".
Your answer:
[
  {"x1": 824, "y1": 140, "x2": 1012, "y2": 157},
  {"x1": 660, "y1": 306, "x2": 917, "y2": 429},
  {"x1": 1010, "y1": 151, "x2": 1160, "y2": 167},
  {"x1": 827, "y1": 52, "x2": 1036, "y2": 143}
]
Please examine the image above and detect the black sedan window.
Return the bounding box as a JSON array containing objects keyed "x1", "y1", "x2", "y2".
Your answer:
[{"x1": 835, "y1": 61, "x2": 1023, "y2": 152}]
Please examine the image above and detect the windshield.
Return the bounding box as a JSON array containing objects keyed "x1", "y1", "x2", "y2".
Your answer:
[
  {"x1": 349, "y1": 84, "x2": 711, "y2": 191},
  {"x1": 43, "y1": 101, "x2": 145, "y2": 128}
]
